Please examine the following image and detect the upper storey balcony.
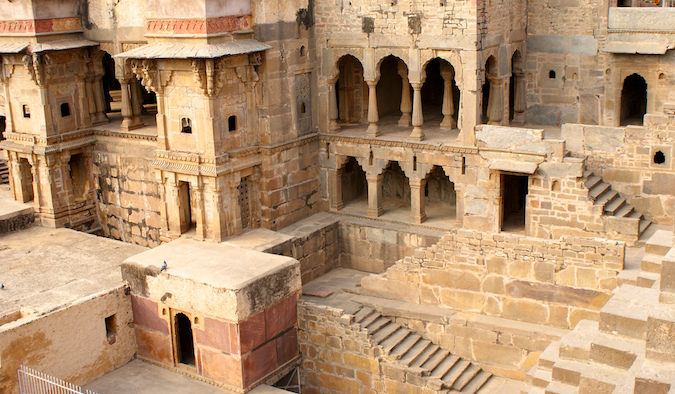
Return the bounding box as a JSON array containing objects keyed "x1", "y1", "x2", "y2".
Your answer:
[{"x1": 605, "y1": 4, "x2": 675, "y2": 54}]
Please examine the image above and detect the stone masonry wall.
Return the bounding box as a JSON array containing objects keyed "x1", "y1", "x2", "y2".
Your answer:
[
  {"x1": 93, "y1": 133, "x2": 162, "y2": 247},
  {"x1": 298, "y1": 300, "x2": 433, "y2": 394},
  {"x1": 563, "y1": 115, "x2": 675, "y2": 224},
  {"x1": 362, "y1": 229, "x2": 625, "y2": 329},
  {"x1": 0, "y1": 288, "x2": 136, "y2": 394}
]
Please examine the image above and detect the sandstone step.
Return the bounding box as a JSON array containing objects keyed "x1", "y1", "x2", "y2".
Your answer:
[
  {"x1": 371, "y1": 321, "x2": 400, "y2": 344},
  {"x1": 645, "y1": 230, "x2": 673, "y2": 256},
  {"x1": 430, "y1": 355, "x2": 461, "y2": 379},
  {"x1": 409, "y1": 343, "x2": 439, "y2": 369},
  {"x1": 354, "y1": 306, "x2": 374, "y2": 323},
  {"x1": 442, "y1": 359, "x2": 470, "y2": 388},
  {"x1": 453, "y1": 363, "x2": 481, "y2": 391},
  {"x1": 596, "y1": 189, "x2": 618, "y2": 207},
  {"x1": 544, "y1": 381, "x2": 578, "y2": 394},
  {"x1": 614, "y1": 204, "x2": 634, "y2": 218},
  {"x1": 420, "y1": 348, "x2": 450, "y2": 373},
  {"x1": 577, "y1": 363, "x2": 629, "y2": 393},
  {"x1": 604, "y1": 196, "x2": 625, "y2": 215},
  {"x1": 599, "y1": 285, "x2": 658, "y2": 340},
  {"x1": 559, "y1": 320, "x2": 597, "y2": 362},
  {"x1": 365, "y1": 316, "x2": 390, "y2": 334},
  {"x1": 538, "y1": 341, "x2": 561, "y2": 370},
  {"x1": 584, "y1": 175, "x2": 601, "y2": 190},
  {"x1": 634, "y1": 359, "x2": 675, "y2": 393},
  {"x1": 380, "y1": 327, "x2": 410, "y2": 353},
  {"x1": 590, "y1": 331, "x2": 643, "y2": 370},
  {"x1": 531, "y1": 369, "x2": 553, "y2": 388},
  {"x1": 641, "y1": 253, "x2": 663, "y2": 274},
  {"x1": 616, "y1": 268, "x2": 639, "y2": 287},
  {"x1": 400, "y1": 338, "x2": 432, "y2": 366},
  {"x1": 638, "y1": 219, "x2": 652, "y2": 238},
  {"x1": 636, "y1": 272, "x2": 659, "y2": 288},
  {"x1": 589, "y1": 183, "x2": 610, "y2": 200},
  {"x1": 390, "y1": 333, "x2": 422, "y2": 359},
  {"x1": 525, "y1": 388, "x2": 546, "y2": 394},
  {"x1": 551, "y1": 359, "x2": 586, "y2": 386},
  {"x1": 461, "y1": 370, "x2": 492, "y2": 394},
  {"x1": 359, "y1": 311, "x2": 381, "y2": 328}
]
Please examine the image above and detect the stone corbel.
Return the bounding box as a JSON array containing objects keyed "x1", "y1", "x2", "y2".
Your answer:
[
  {"x1": 205, "y1": 59, "x2": 215, "y2": 97},
  {"x1": 191, "y1": 59, "x2": 206, "y2": 91}
]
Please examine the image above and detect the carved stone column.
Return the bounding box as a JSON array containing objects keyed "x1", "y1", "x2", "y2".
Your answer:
[
  {"x1": 487, "y1": 75, "x2": 503, "y2": 125},
  {"x1": 410, "y1": 83, "x2": 424, "y2": 141},
  {"x1": 329, "y1": 79, "x2": 340, "y2": 132},
  {"x1": 512, "y1": 70, "x2": 527, "y2": 125},
  {"x1": 85, "y1": 77, "x2": 97, "y2": 124},
  {"x1": 93, "y1": 77, "x2": 108, "y2": 124},
  {"x1": 366, "y1": 80, "x2": 380, "y2": 137},
  {"x1": 130, "y1": 79, "x2": 144, "y2": 128},
  {"x1": 398, "y1": 63, "x2": 412, "y2": 127},
  {"x1": 440, "y1": 65, "x2": 457, "y2": 129},
  {"x1": 169, "y1": 183, "x2": 182, "y2": 237},
  {"x1": 366, "y1": 173, "x2": 384, "y2": 218},
  {"x1": 329, "y1": 168, "x2": 344, "y2": 210},
  {"x1": 120, "y1": 79, "x2": 134, "y2": 131},
  {"x1": 192, "y1": 187, "x2": 205, "y2": 241},
  {"x1": 410, "y1": 178, "x2": 427, "y2": 224}
]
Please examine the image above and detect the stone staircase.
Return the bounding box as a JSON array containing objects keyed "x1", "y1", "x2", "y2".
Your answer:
[
  {"x1": 583, "y1": 170, "x2": 651, "y2": 241},
  {"x1": 524, "y1": 230, "x2": 675, "y2": 393},
  {"x1": 353, "y1": 305, "x2": 504, "y2": 393},
  {"x1": 0, "y1": 157, "x2": 8, "y2": 184}
]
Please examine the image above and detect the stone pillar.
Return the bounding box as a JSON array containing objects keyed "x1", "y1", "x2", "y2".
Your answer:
[
  {"x1": 487, "y1": 75, "x2": 503, "y2": 125},
  {"x1": 130, "y1": 79, "x2": 144, "y2": 128},
  {"x1": 512, "y1": 70, "x2": 526, "y2": 125},
  {"x1": 366, "y1": 173, "x2": 384, "y2": 218},
  {"x1": 329, "y1": 80, "x2": 340, "y2": 132},
  {"x1": 410, "y1": 178, "x2": 427, "y2": 224},
  {"x1": 440, "y1": 65, "x2": 457, "y2": 129},
  {"x1": 410, "y1": 83, "x2": 424, "y2": 141},
  {"x1": 93, "y1": 77, "x2": 108, "y2": 124},
  {"x1": 366, "y1": 80, "x2": 380, "y2": 137},
  {"x1": 329, "y1": 168, "x2": 344, "y2": 210},
  {"x1": 85, "y1": 77, "x2": 97, "y2": 124},
  {"x1": 169, "y1": 183, "x2": 182, "y2": 237},
  {"x1": 120, "y1": 79, "x2": 134, "y2": 131},
  {"x1": 193, "y1": 187, "x2": 205, "y2": 241},
  {"x1": 398, "y1": 63, "x2": 412, "y2": 127}
]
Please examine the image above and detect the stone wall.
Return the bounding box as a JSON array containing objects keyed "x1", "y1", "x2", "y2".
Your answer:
[
  {"x1": 362, "y1": 229, "x2": 625, "y2": 329},
  {"x1": 339, "y1": 220, "x2": 442, "y2": 274},
  {"x1": 93, "y1": 133, "x2": 162, "y2": 247},
  {"x1": 562, "y1": 116, "x2": 675, "y2": 224},
  {"x1": 0, "y1": 288, "x2": 136, "y2": 393}
]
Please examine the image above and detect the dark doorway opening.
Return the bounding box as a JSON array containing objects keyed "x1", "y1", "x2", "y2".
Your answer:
[
  {"x1": 69, "y1": 153, "x2": 89, "y2": 201},
  {"x1": 341, "y1": 157, "x2": 367, "y2": 206},
  {"x1": 175, "y1": 313, "x2": 195, "y2": 366},
  {"x1": 620, "y1": 73, "x2": 647, "y2": 126},
  {"x1": 178, "y1": 181, "x2": 193, "y2": 234},
  {"x1": 337, "y1": 55, "x2": 366, "y2": 124},
  {"x1": 18, "y1": 158, "x2": 34, "y2": 203},
  {"x1": 501, "y1": 174, "x2": 528, "y2": 232},
  {"x1": 376, "y1": 55, "x2": 403, "y2": 118},
  {"x1": 422, "y1": 58, "x2": 459, "y2": 127},
  {"x1": 102, "y1": 53, "x2": 120, "y2": 113}
]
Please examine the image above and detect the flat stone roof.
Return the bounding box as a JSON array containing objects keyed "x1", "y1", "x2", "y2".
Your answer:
[
  {"x1": 0, "y1": 185, "x2": 32, "y2": 221},
  {"x1": 0, "y1": 226, "x2": 147, "y2": 317},
  {"x1": 123, "y1": 237, "x2": 298, "y2": 290}
]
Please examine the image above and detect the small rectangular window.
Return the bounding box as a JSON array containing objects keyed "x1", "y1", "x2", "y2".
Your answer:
[
  {"x1": 181, "y1": 118, "x2": 192, "y2": 134},
  {"x1": 105, "y1": 314, "x2": 117, "y2": 344},
  {"x1": 60, "y1": 103, "x2": 71, "y2": 117},
  {"x1": 228, "y1": 115, "x2": 237, "y2": 132},
  {"x1": 22, "y1": 105, "x2": 30, "y2": 118}
]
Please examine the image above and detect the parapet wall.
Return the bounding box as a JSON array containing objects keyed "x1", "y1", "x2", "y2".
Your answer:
[{"x1": 362, "y1": 229, "x2": 625, "y2": 329}]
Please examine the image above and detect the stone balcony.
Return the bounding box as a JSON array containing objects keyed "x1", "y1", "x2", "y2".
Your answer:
[{"x1": 605, "y1": 7, "x2": 675, "y2": 54}]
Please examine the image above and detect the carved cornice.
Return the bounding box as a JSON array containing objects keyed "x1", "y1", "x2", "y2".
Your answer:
[
  {"x1": 146, "y1": 15, "x2": 252, "y2": 35},
  {"x1": 0, "y1": 17, "x2": 81, "y2": 35}
]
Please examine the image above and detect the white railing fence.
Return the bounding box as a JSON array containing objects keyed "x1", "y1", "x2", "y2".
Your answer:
[{"x1": 17, "y1": 366, "x2": 97, "y2": 394}]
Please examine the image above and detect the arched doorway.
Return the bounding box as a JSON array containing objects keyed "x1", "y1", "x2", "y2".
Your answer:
[
  {"x1": 422, "y1": 58, "x2": 459, "y2": 129},
  {"x1": 620, "y1": 73, "x2": 647, "y2": 125},
  {"x1": 18, "y1": 158, "x2": 34, "y2": 203},
  {"x1": 337, "y1": 55, "x2": 366, "y2": 124},
  {"x1": 482, "y1": 56, "x2": 498, "y2": 124},
  {"x1": 174, "y1": 313, "x2": 195, "y2": 366},
  {"x1": 376, "y1": 55, "x2": 404, "y2": 119},
  {"x1": 424, "y1": 166, "x2": 456, "y2": 221},
  {"x1": 509, "y1": 51, "x2": 525, "y2": 125},
  {"x1": 341, "y1": 157, "x2": 367, "y2": 207},
  {"x1": 382, "y1": 161, "x2": 410, "y2": 210},
  {"x1": 102, "y1": 53, "x2": 120, "y2": 113}
]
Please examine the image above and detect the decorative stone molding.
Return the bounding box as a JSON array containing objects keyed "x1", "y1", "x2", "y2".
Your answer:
[{"x1": 146, "y1": 15, "x2": 252, "y2": 35}]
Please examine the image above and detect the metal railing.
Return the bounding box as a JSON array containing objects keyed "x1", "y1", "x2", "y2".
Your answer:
[{"x1": 17, "y1": 366, "x2": 97, "y2": 394}]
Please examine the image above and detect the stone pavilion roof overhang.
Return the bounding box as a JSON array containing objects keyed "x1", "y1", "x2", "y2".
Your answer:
[
  {"x1": 114, "y1": 39, "x2": 271, "y2": 59},
  {"x1": 0, "y1": 39, "x2": 98, "y2": 54}
]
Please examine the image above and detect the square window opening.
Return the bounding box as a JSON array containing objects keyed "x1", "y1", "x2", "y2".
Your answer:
[{"x1": 181, "y1": 118, "x2": 192, "y2": 134}]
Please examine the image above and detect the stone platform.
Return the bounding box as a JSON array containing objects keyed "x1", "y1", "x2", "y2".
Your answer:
[{"x1": 0, "y1": 184, "x2": 34, "y2": 235}]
